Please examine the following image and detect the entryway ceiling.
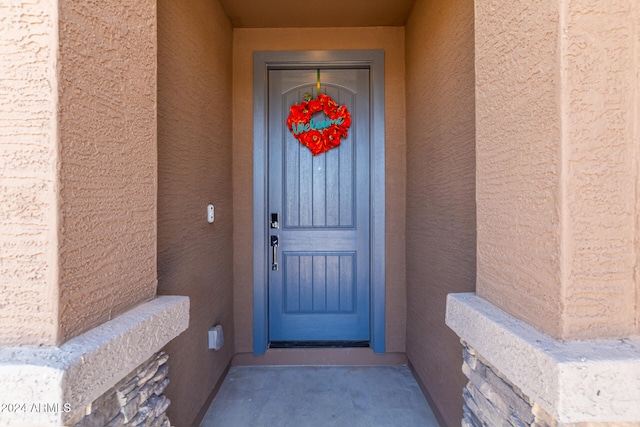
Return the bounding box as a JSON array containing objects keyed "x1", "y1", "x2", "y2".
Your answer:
[{"x1": 217, "y1": 0, "x2": 417, "y2": 28}]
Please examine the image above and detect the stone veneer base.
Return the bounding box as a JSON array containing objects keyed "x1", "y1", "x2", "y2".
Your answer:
[
  {"x1": 446, "y1": 292, "x2": 640, "y2": 425},
  {"x1": 73, "y1": 350, "x2": 172, "y2": 427},
  {"x1": 0, "y1": 296, "x2": 189, "y2": 426}
]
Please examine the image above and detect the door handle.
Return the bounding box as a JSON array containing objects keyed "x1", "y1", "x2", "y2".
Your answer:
[{"x1": 270, "y1": 235, "x2": 279, "y2": 271}]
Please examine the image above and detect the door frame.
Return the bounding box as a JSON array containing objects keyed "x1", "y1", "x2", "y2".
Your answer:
[{"x1": 252, "y1": 50, "x2": 385, "y2": 354}]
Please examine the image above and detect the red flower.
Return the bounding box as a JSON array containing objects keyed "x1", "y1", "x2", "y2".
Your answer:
[{"x1": 286, "y1": 94, "x2": 351, "y2": 156}]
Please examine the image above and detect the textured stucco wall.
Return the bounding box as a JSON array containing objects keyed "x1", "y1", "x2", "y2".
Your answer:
[
  {"x1": 57, "y1": 0, "x2": 157, "y2": 343},
  {"x1": 636, "y1": 2, "x2": 640, "y2": 336},
  {"x1": 232, "y1": 27, "x2": 406, "y2": 354},
  {"x1": 157, "y1": 1, "x2": 234, "y2": 426},
  {"x1": 476, "y1": 0, "x2": 639, "y2": 340},
  {"x1": 560, "y1": 0, "x2": 638, "y2": 339},
  {"x1": 475, "y1": 0, "x2": 564, "y2": 338},
  {"x1": 405, "y1": 0, "x2": 476, "y2": 425},
  {"x1": 0, "y1": 1, "x2": 59, "y2": 346}
]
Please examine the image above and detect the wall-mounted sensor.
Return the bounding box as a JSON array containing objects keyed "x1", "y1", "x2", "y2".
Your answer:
[{"x1": 207, "y1": 204, "x2": 215, "y2": 223}]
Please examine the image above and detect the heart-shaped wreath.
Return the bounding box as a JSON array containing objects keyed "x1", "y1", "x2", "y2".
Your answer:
[{"x1": 286, "y1": 93, "x2": 351, "y2": 156}]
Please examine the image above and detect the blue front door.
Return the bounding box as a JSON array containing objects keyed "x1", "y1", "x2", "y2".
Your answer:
[{"x1": 268, "y1": 68, "x2": 371, "y2": 342}]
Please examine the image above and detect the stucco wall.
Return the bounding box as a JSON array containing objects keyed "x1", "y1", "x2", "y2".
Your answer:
[
  {"x1": 560, "y1": 0, "x2": 638, "y2": 339},
  {"x1": 636, "y1": 3, "x2": 640, "y2": 336},
  {"x1": 232, "y1": 27, "x2": 406, "y2": 354},
  {"x1": 405, "y1": 0, "x2": 476, "y2": 425},
  {"x1": 0, "y1": 0, "x2": 59, "y2": 346},
  {"x1": 157, "y1": 1, "x2": 234, "y2": 426},
  {"x1": 476, "y1": 0, "x2": 639, "y2": 340},
  {"x1": 57, "y1": 0, "x2": 158, "y2": 343},
  {"x1": 1, "y1": 0, "x2": 158, "y2": 346}
]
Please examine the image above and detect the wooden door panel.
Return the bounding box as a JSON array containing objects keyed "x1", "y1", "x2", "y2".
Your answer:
[
  {"x1": 283, "y1": 88, "x2": 356, "y2": 229},
  {"x1": 283, "y1": 253, "x2": 356, "y2": 314}
]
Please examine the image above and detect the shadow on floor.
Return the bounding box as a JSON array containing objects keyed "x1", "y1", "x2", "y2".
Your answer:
[{"x1": 200, "y1": 365, "x2": 440, "y2": 427}]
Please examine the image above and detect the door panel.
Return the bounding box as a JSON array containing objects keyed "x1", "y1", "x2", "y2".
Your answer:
[
  {"x1": 283, "y1": 253, "x2": 355, "y2": 313},
  {"x1": 268, "y1": 68, "x2": 370, "y2": 342},
  {"x1": 282, "y1": 86, "x2": 356, "y2": 229}
]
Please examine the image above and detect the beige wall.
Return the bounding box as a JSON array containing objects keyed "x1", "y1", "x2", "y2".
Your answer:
[
  {"x1": 475, "y1": 0, "x2": 564, "y2": 337},
  {"x1": 57, "y1": 0, "x2": 158, "y2": 343},
  {"x1": 0, "y1": 0, "x2": 59, "y2": 346},
  {"x1": 157, "y1": 1, "x2": 234, "y2": 426},
  {"x1": 476, "y1": 0, "x2": 639, "y2": 340},
  {"x1": 560, "y1": 0, "x2": 639, "y2": 338},
  {"x1": 232, "y1": 27, "x2": 407, "y2": 354},
  {"x1": 0, "y1": 0, "x2": 157, "y2": 346},
  {"x1": 637, "y1": 2, "x2": 640, "y2": 335},
  {"x1": 405, "y1": 0, "x2": 476, "y2": 425}
]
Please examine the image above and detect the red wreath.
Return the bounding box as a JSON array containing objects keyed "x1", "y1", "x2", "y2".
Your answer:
[{"x1": 286, "y1": 93, "x2": 351, "y2": 156}]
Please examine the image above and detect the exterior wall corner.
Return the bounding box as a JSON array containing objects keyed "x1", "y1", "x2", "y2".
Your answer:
[
  {"x1": 0, "y1": 296, "x2": 189, "y2": 426},
  {"x1": 447, "y1": 292, "x2": 640, "y2": 426}
]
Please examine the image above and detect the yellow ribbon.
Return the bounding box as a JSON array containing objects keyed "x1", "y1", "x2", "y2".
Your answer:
[{"x1": 317, "y1": 69, "x2": 321, "y2": 95}]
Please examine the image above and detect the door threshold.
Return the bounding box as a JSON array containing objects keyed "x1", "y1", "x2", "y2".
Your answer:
[
  {"x1": 233, "y1": 348, "x2": 408, "y2": 366},
  {"x1": 270, "y1": 340, "x2": 369, "y2": 349}
]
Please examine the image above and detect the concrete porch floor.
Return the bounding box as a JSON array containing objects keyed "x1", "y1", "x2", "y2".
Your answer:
[{"x1": 199, "y1": 365, "x2": 441, "y2": 427}]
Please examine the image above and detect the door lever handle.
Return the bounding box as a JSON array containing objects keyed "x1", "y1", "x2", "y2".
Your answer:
[{"x1": 270, "y1": 235, "x2": 279, "y2": 271}]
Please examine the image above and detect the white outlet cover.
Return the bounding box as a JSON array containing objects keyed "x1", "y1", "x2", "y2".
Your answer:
[{"x1": 208, "y1": 325, "x2": 224, "y2": 350}]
